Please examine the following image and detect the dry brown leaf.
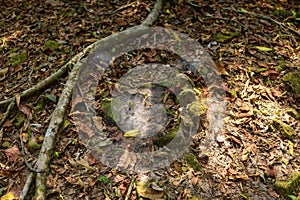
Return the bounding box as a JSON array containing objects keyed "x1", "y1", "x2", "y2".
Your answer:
[
  {"x1": 271, "y1": 87, "x2": 282, "y2": 97},
  {"x1": 237, "y1": 110, "x2": 253, "y2": 118},
  {"x1": 19, "y1": 104, "x2": 32, "y2": 120},
  {"x1": 190, "y1": 176, "x2": 199, "y2": 186},
  {"x1": 216, "y1": 62, "x2": 230, "y2": 76},
  {"x1": 260, "y1": 69, "x2": 278, "y2": 79},
  {"x1": 77, "y1": 122, "x2": 94, "y2": 138},
  {"x1": 92, "y1": 116, "x2": 104, "y2": 131},
  {"x1": 116, "y1": 145, "x2": 136, "y2": 170},
  {"x1": 136, "y1": 181, "x2": 164, "y2": 199},
  {"x1": 1, "y1": 147, "x2": 22, "y2": 162},
  {"x1": 265, "y1": 87, "x2": 275, "y2": 101},
  {"x1": 0, "y1": 67, "x2": 9, "y2": 76},
  {"x1": 88, "y1": 152, "x2": 98, "y2": 165}
]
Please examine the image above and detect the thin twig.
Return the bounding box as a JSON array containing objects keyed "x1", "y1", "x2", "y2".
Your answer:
[
  {"x1": 0, "y1": 100, "x2": 15, "y2": 127},
  {"x1": 125, "y1": 177, "x2": 136, "y2": 200},
  {"x1": 19, "y1": 172, "x2": 35, "y2": 200}
]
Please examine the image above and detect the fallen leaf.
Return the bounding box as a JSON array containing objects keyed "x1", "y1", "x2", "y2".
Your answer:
[
  {"x1": 88, "y1": 153, "x2": 98, "y2": 165},
  {"x1": 19, "y1": 104, "x2": 32, "y2": 120},
  {"x1": 116, "y1": 145, "x2": 136, "y2": 170},
  {"x1": 124, "y1": 129, "x2": 141, "y2": 138},
  {"x1": 0, "y1": 147, "x2": 22, "y2": 162},
  {"x1": 46, "y1": 0, "x2": 64, "y2": 6},
  {"x1": 216, "y1": 62, "x2": 229, "y2": 76},
  {"x1": 261, "y1": 69, "x2": 278, "y2": 78},
  {"x1": 265, "y1": 87, "x2": 275, "y2": 101},
  {"x1": 0, "y1": 67, "x2": 9, "y2": 76},
  {"x1": 136, "y1": 181, "x2": 164, "y2": 199},
  {"x1": 0, "y1": 192, "x2": 17, "y2": 200},
  {"x1": 255, "y1": 46, "x2": 273, "y2": 52},
  {"x1": 190, "y1": 176, "x2": 199, "y2": 186}
]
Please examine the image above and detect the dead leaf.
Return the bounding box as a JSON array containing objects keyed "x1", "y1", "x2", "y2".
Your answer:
[
  {"x1": 260, "y1": 69, "x2": 278, "y2": 79},
  {"x1": 216, "y1": 62, "x2": 229, "y2": 76},
  {"x1": 173, "y1": 161, "x2": 183, "y2": 174},
  {"x1": 271, "y1": 87, "x2": 282, "y2": 97},
  {"x1": 119, "y1": 180, "x2": 129, "y2": 196},
  {"x1": 255, "y1": 46, "x2": 273, "y2": 52},
  {"x1": 266, "y1": 165, "x2": 276, "y2": 177},
  {"x1": 112, "y1": 130, "x2": 123, "y2": 142},
  {"x1": 46, "y1": 0, "x2": 64, "y2": 6},
  {"x1": 92, "y1": 116, "x2": 103, "y2": 131},
  {"x1": 0, "y1": 67, "x2": 9, "y2": 76},
  {"x1": 190, "y1": 176, "x2": 199, "y2": 186},
  {"x1": 265, "y1": 87, "x2": 275, "y2": 101},
  {"x1": 136, "y1": 181, "x2": 164, "y2": 199},
  {"x1": 1, "y1": 147, "x2": 22, "y2": 162},
  {"x1": 116, "y1": 145, "x2": 136, "y2": 170},
  {"x1": 88, "y1": 153, "x2": 98, "y2": 165},
  {"x1": 19, "y1": 104, "x2": 32, "y2": 120},
  {"x1": 228, "y1": 168, "x2": 249, "y2": 181},
  {"x1": 0, "y1": 192, "x2": 17, "y2": 200}
]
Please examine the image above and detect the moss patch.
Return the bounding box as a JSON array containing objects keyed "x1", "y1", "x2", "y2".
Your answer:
[
  {"x1": 272, "y1": 118, "x2": 294, "y2": 139},
  {"x1": 282, "y1": 70, "x2": 300, "y2": 96},
  {"x1": 43, "y1": 40, "x2": 59, "y2": 50},
  {"x1": 14, "y1": 112, "x2": 26, "y2": 128},
  {"x1": 275, "y1": 171, "x2": 300, "y2": 198},
  {"x1": 185, "y1": 153, "x2": 201, "y2": 172},
  {"x1": 7, "y1": 51, "x2": 27, "y2": 66},
  {"x1": 188, "y1": 100, "x2": 208, "y2": 117}
]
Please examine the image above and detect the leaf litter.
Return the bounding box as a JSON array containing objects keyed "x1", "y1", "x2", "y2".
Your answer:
[{"x1": 0, "y1": 0, "x2": 300, "y2": 199}]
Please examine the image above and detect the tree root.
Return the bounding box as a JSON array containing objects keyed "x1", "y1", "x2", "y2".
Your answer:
[{"x1": 19, "y1": 0, "x2": 165, "y2": 199}]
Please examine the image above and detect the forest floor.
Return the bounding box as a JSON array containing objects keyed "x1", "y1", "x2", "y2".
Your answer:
[{"x1": 0, "y1": 0, "x2": 299, "y2": 199}]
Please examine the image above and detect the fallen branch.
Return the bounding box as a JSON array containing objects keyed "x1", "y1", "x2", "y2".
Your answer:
[
  {"x1": 34, "y1": 53, "x2": 83, "y2": 199},
  {"x1": 225, "y1": 7, "x2": 300, "y2": 38},
  {"x1": 20, "y1": 0, "x2": 165, "y2": 199},
  {"x1": 142, "y1": 0, "x2": 164, "y2": 27}
]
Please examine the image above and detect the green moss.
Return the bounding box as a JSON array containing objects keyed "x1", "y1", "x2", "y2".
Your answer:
[
  {"x1": 7, "y1": 51, "x2": 27, "y2": 66},
  {"x1": 103, "y1": 98, "x2": 121, "y2": 124},
  {"x1": 2, "y1": 141, "x2": 11, "y2": 148},
  {"x1": 188, "y1": 101, "x2": 208, "y2": 117},
  {"x1": 272, "y1": 118, "x2": 294, "y2": 139},
  {"x1": 275, "y1": 171, "x2": 300, "y2": 198},
  {"x1": 155, "y1": 126, "x2": 178, "y2": 147},
  {"x1": 33, "y1": 99, "x2": 45, "y2": 114},
  {"x1": 185, "y1": 153, "x2": 201, "y2": 172},
  {"x1": 282, "y1": 70, "x2": 300, "y2": 96},
  {"x1": 43, "y1": 40, "x2": 59, "y2": 50},
  {"x1": 14, "y1": 112, "x2": 26, "y2": 128},
  {"x1": 28, "y1": 140, "x2": 41, "y2": 151}
]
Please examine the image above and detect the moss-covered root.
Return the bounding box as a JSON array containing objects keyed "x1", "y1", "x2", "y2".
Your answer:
[
  {"x1": 272, "y1": 118, "x2": 294, "y2": 139},
  {"x1": 275, "y1": 171, "x2": 300, "y2": 198}
]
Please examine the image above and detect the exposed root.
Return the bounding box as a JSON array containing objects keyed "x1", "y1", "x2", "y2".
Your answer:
[{"x1": 19, "y1": 0, "x2": 165, "y2": 199}]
